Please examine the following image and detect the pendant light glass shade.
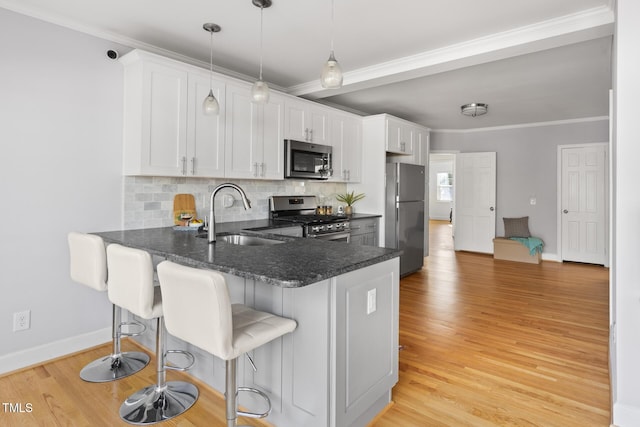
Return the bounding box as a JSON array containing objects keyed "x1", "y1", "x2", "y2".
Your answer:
[
  {"x1": 202, "y1": 23, "x2": 221, "y2": 116},
  {"x1": 202, "y1": 89, "x2": 220, "y2": 115},
  {"x1": 321, "y1": 51, "x2": 343, "y2": 89},
  {"x1": 320, "y1": 0, "x2": 343, "y2": 89},
  {"x1": 252, "y1": 80, "x2": 270, "y2": 103},
  {"x1": 252, "y1": 1, "x2": 270, "y2": 103}
]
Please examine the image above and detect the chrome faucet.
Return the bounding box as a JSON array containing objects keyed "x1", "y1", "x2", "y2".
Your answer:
[{"x1": 208, "y1": 183, "x2": 251, "y2": 243}]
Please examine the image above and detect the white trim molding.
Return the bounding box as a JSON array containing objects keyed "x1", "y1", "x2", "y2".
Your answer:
[
  {"x1": 433, "y1": 116, "x2": 610, "y2": 134},
  {"x1": 0, "y1": 328, "x2": 111, "y2": 376}
]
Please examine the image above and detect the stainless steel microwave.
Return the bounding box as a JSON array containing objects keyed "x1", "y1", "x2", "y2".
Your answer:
[{"x1": 285, "y1": 139, "x2": 333, "y2": 180}]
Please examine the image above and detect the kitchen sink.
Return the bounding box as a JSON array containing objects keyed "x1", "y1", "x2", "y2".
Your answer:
[{"x1": 197, "y1": 233, "x2": 284, "y2": 246}]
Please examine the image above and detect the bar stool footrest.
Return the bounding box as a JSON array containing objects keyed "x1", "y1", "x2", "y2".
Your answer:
[
  {"x1": 236, "y1": 386, "x2": 271, "y2": 419},
  {"x1": 118, "y1": 320, "x2": 147, "y2": 338},
  {"x1": 164, "y1": 349, "x2": 195, "y2": 372}
]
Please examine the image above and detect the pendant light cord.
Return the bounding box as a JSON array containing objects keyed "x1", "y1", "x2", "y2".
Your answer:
[
  {"x1": 209, "y1": 30, "x2": 213, "y2": 89},
  {"x1": 259, "y1": 5, "x2": 264, "y2": 80},
  {"x1": 330, "y1": 0, "x2": 335, "y2": 53}
]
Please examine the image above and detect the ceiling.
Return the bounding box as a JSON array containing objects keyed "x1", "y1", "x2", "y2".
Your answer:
[{"x1": 0, "y1": 0, "x2": 614, "y2": 130}]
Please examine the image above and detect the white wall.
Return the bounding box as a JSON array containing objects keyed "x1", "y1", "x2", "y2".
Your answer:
[
  {"x1": 0, "y1": 9, "x2": 126, "y2": 370},
  {"x1": 430, "y1": 119, "x2": 609, "y2": 257},
  {"x1": 612, "y1": 0, "x2": 640, "y2": 424}
]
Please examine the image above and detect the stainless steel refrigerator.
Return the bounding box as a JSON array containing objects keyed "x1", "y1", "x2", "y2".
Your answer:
[{"x1": 385, "y1": 163, "x2": 425, "y2": 276}]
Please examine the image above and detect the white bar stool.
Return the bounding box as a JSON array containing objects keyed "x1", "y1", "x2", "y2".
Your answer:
[
  {"x1": 157, "y1": 260, "x2": 297, "y2": 427},
  {"x1": 67, "y1": 232, "x2": 150, "y2": 382},
  {"x1": 107, "y1": 244, "x2": 198, "y2": 425}
]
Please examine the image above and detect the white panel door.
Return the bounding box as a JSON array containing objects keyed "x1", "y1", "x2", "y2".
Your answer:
[
  {"x1": 453, "y1": 152, "x2": 496, "y2": 253},
  {"x1": 560, "y1": 145, "x2": 607, "y2": 264}
]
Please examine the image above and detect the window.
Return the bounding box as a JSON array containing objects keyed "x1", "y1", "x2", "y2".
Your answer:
[{"x1": 436, "y1": 172, "x2": 453, "y2": 201}]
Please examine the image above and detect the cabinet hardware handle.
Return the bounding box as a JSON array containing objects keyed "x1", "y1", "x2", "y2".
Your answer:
[
  {"x1": 182, "y1": 156, "x2": 187, "y2": 175},
  {"x1": 309, "y1": 128, "x2": 313, "y2": 141},
  {"x1": 305, "y1": 128, "x2": 309, "y2": 141},
  {"x1": 260, "y1": 163, "x2": 265, "y2": 177},
  {"x1": 191, "y1": 157, "x2": 196, "y2": 175},
  {"x1": 563, "y1": 209, "x2": 568, "y2": 214},
  {"x1": 253, "y1": 162, "x2": 259, "y2": 177},
  {"x1": 490, "y1": 207, "x2": 495, "y2": 211},
  {"x1": 400, "y1": 141, "x2": 406, "y2": 152}
]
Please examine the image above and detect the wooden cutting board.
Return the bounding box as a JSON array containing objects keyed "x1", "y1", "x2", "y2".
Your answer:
[{"x1": 173, "y1": 194, "x2": 197, "y2": 225}]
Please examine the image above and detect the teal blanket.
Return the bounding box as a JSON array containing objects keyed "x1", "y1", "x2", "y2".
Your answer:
[{"x1": 509, "y1": 237, "x2": 544, "y2": 255}]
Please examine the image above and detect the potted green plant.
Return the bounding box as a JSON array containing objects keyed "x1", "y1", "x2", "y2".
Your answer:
[{"x1": 335, "y1": 191, "x2": 365, "y2": 215}]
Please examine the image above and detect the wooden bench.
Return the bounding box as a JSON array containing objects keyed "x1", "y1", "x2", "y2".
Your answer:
[{"x1": 493, "y1": 237, "x2": 541, "y2": 264}]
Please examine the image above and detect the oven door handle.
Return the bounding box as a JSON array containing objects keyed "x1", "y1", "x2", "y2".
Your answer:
[{"x1": 307, "y1": 231, "x2": 350, "y2": 242}]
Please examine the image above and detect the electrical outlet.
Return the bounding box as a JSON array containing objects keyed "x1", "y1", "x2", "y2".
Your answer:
[
  {"x1": 367, "y1": 289, "x2": 377, "y2": 315},
  {"x1": 13, "y1": 310, "x2": 31, "y2": 332}
]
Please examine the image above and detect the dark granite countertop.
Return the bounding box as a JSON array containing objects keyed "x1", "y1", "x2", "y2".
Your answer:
[{"x1": 94, "y1": 220, "x2": 399, "y2": 288}]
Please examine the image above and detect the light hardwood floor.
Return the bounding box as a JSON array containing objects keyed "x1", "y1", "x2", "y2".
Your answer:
[
  {"x1": 0, "y1": 220, "x2": 610, "y2": 426},
  {"x1": 374, "y1": 220, "x2": 610, "y2": 427}
]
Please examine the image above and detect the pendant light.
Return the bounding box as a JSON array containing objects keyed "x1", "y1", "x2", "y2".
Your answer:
[
  {"x1": 202, "y1": 23, "x2": 221, "y2": 115},
  {"x1": 320, "y1": 0, "x2": 343, "y2": 89},
  {"x1": 251, "y1": 0, "x2": 271, "y2": 103}
]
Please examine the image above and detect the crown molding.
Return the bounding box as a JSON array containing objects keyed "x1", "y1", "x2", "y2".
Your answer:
[
  {"x1": 289, "y1": 5, "x2": 614, "y2": 98},
  {"x1": 0, "y1": 0, "x2": 289, "y2": 92},
  {"x1": 432, "y1": 116, "x2": 610, "y2": 133}
]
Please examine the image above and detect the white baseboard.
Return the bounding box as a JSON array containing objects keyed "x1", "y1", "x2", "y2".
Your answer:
[
  {"x1": 0, "y1": 328, "x2": 111, "y2": 376},
  {"x1": 613, "y1": 402, "x2": 640, "y2": 427},
  {"x1": 541, "y1": 252, "x2": 560, "y2": 262}
]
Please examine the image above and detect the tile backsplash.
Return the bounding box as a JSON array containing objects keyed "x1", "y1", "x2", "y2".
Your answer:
[{"x1": 123, "y1": 176, "x2": 347, "y2": 229}]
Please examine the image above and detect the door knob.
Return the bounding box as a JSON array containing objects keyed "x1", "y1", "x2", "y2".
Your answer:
[{"x1": 563, "y1": 209, "x2": 568, "y2": 214}]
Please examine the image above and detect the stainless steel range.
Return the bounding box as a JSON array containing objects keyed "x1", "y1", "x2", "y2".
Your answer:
[{"x1": 269, "y1": 195, "x2": 350, "y2": 242}]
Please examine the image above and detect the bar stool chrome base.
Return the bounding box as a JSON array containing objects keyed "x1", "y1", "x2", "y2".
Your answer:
[
  {"x1": 80, "y1": 351, "x2": 150, "y2": 383},
  {"x1": 119, "y1": 381, "x2": 198, "y2": 425},
  {"x1": 225, "y1": 359, "x2": 272, "y2": 427}
]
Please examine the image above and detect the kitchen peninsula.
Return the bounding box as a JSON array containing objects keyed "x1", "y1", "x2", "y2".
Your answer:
[{"x1": 95, "y1": 224, "x2": 400, "y2": 427}]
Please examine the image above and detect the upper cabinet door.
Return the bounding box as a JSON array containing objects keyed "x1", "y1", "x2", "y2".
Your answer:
[
  {"x1": 330, "y1": 113, "x2": 362, "y2": 182},
  {"x1": 385, "y1": 117, "x2": 414, "y2": 155},
  {"x1": 309, "y1": 106, "x2": 330, "y2": 145},
  {"x1": 284, "y1": 101, "x2": 308, "y2": 142},
  {"x1": 187, "y1": 71, "x2": 225, "y2": 177},
  {"x1": 139, "y1": 60, "x2": 189, "y2": 176},
  {"x1": 284, "y1": 99, "x2": 330, "y2": 145},
  {"x1": 122, "y1": 50, "x2": 226, "y2": 177},
  {"x1": 225, "y1": 83, "x2": 259, "y2": 179},
  {"x1": 225, "y1": 83, "x2": 284, "y2": 180},
  {"x1": 260, "y1": 94, "x2": 285, "y2": 180},
  {"x1": 342, "y1": 115, "x2": 362, "y2": 182}
]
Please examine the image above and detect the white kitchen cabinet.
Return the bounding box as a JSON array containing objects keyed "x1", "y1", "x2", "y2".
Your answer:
[
  {"x1": 187, "y1": 70, "x2": 226, "y2": 176},
  {"x1": 389, "y1": 125, "x2": 428, "y2": 165},
  {"x1": 386, "y1": 116, "x2": 414, "y2": 155},
  {"x1": 330, "y1": 112, "x2": 363, "y2": 182},
  {"x1": 349, "y1": 217, "x2": 379, "y2": 246},
  {"x1": 285, "y1": 99, "x2": 330, "y2": 145},
  {"x1": 121, "y1": 50, "x2": 225, "y2": 177},
  {"x1": 225, "y1": 83, "x2": 284, "y2": 180}
]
